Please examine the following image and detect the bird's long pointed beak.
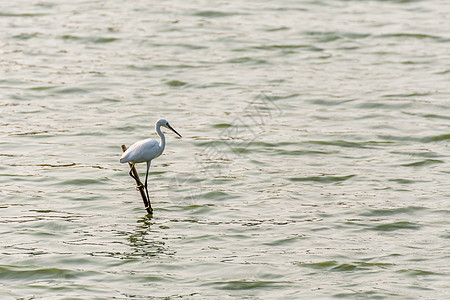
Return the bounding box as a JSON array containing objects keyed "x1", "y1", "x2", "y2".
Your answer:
[{"x1": 167, "y1": 124, "x2": 182, "y2": 138}]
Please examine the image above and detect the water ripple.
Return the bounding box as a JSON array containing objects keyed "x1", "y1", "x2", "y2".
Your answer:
[{"x1": 1, "y1": 0, "x2": 449, "y2": 298}]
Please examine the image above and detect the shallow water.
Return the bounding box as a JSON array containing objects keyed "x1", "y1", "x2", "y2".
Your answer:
[{"x1": 1, "y1": 0, "x2": 449, "y2": 299}]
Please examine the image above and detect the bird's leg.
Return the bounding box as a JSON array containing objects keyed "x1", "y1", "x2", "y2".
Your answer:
[
  {"x1": 129, "y1": 164, "x2": 144, "y2": 188},
  {"x1": 144, "y1": 161, "x2": 151, "y2": 202}
]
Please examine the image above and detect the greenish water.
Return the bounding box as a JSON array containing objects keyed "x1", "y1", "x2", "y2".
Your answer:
[{"x1": 1, "y1": 0, "x2": 449, "y2": 299}]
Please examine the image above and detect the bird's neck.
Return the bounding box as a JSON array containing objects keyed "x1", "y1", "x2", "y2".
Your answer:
[{"x1": 156, "y1": 124, "x2": 166, "y2": 154}]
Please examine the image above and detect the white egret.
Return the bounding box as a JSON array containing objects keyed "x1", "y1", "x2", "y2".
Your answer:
[{"x1": 120, "y1": 118, "x2": 182, "y2": 202}]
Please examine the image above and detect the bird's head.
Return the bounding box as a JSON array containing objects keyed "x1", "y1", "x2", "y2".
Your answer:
[{"x1": 157, "y1": 119, "x2": 182, "y2": 138}]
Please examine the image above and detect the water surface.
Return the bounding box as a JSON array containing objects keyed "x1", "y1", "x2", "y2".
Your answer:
[{"x1": 1, "y1": 0, "x2": 449, "y2": 298}]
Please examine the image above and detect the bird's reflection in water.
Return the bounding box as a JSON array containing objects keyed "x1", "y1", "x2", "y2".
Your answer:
[{"x1": 124, "y1": 214, "x2": 174, "y2": 259}]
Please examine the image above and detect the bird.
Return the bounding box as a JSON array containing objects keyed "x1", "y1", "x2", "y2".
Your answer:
[{"x1": 120, "y1": 118, "x2": 182, "y2": 203}]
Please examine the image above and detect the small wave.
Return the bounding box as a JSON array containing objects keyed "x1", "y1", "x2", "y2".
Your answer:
[
  {"x1": 420, "y1": 134, "x2": 450, "y2": 143},
  {"x1": 422, "y1": 114, "x2": 450, "y2": 120},
  {"x1": 60, "y1": 178, "x2": 106, "y2": 186},
  {"x1": 379, "y1": 134, "x2": 450, "y2": 143},
  {"x1": 0, "y1": 12, "x2": 46, "y2": 17},
  {"x1": 0, "y1": 265, "x2": 96, "y2": 280},
  {"x1": 382, "y1": 92, "x2": 432, "y2": 98},
  {"x1": 306, "y1": 140, "x2": 374, "y2": 149},
  {"x1": 378, "y1": 32, "x2": 445, "y2": 42},
  {"x1": 401, "y1": 159, "x2": 444, "y2": 167},
  {"x1": 262, "y1": 26, "x2": 290, "y2": 32},
  {"x1": 252, "y1": 44, "x2": 323, "y2": 53},
  {"x1": 360, "y1": 206, "x2": 426, "y2": 216},
  {"x1": 296, "y1": 260, "x2": 394, "y2": 271},
  {"x1": 226, "y1": 57, "x2": 269, "y2": 65},
  {"x1": 263, "y1": 234, "x2": 305, "y2": 246},
  {"x1": 60, "y1": 35, "x2": 118, "y2": 44},
  {"x1": 12, "y1": 33, "x2": 41, "y2": 40},
  {"x1": 192, "y1": 11, "x2": 242, "y2": 18},
  {"x1": 390, "y1": 150, "x2": 441, "y2": 158},
  {"x1": 288, "y1": 174, "x2": 355, "y2": 183},
  {"x1": 389, "y1": 178, "x2": 418, "y2": 184},
  {"x1": 204, "y1": 280, "x2": 285, "y2": 290},
  {"x1": 308, "y1": 98, "x2": 352, "y2": 106},
  {"x1": 396, "y1": 269, "x2": 441, "y2": 276},
  {"x1": 52, "y1": 87, "x2": 90, "y2": 94},
  {"x1": 199, "y1": 190, "x2": 235, "y2": 201},
  {"x1": 370, "y1": 221, "x2": 421, "y2": 231},
  {"x1": 356, "y1": 101, "x2": 412, "y2": 109},
  {"x1": 274, "y1": 149, "x2": 334, "y2": 156},
  {"x1": 165, "y1": 80, "x2": 188, "y2": 87}
]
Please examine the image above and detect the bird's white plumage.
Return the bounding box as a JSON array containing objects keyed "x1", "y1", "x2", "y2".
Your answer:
[{"x1": 120, "y1": 138, "x2": 161, "y2": 163}]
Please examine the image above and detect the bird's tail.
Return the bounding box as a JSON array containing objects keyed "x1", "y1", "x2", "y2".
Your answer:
[{"x1": 120, "y1": 153, "x2": 130, "y2": 163}]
